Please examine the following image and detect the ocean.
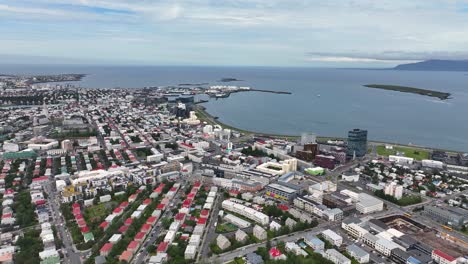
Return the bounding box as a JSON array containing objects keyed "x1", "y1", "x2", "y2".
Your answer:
[{"x1": 1, "y1": 64, "x2": 467, "y2": 152}]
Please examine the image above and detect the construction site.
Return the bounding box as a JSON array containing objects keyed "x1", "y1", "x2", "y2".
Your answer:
[{"x1": 380, "y1": 215, "x2": 468, "y2": 258}]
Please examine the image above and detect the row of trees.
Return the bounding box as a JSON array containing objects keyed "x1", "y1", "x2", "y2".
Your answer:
[{"x1": 374, "y1": 190, "x2": 422, "y2": 206}]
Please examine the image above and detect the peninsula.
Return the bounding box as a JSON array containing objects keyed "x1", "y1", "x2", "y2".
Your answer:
[
  {"x1": 363, "y1": 84, "x2": 451, "y2": 100},
  {"x1": 394, "y1": 59, "x2": 468, "y2": 71}
]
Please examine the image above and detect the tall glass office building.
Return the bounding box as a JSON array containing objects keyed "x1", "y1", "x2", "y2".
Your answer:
[{"x1": 347, "y1": 129, "x2": 368, "y2": 158}]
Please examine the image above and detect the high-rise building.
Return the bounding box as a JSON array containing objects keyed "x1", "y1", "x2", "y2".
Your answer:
[
  {"x1": 301, "y1": 133, "x2": 316, "y2": 145},
  {"x1": 296, "y1": 143, "x2": 318, "y2": 162},
  {"x1": 384, "y1": 182, "x2": 403, "y2": 199},
  {"x1": 347, "y1": 129, "x2": 368, "y2": 158}
]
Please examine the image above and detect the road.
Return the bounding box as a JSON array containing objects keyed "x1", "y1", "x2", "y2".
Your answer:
[
  {"x1": 133, "y1": 187, "x2": 183, "y2": 264},
  {"x1": 198, "y1": 192, "x2": 222, "y2": 260},
  {"x1": 205, "y1": 221, "x2": 340, "y2": 263},
  {"x1": 45, "y1": 181, "x2": 85, "y2": 264}
]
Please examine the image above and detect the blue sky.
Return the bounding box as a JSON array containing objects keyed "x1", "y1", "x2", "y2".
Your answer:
[{"x1": 1, "y1": 0, "x2": 468, "y2": 66}]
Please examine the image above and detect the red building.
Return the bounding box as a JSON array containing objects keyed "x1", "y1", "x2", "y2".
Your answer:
[{"x1": 314, "y1": 154, "x2": 336, "y2": 170}]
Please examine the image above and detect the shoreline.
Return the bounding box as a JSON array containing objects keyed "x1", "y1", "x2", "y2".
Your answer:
[{"x1": 195, "y1": 105, "x2": 463, "y2": 154}]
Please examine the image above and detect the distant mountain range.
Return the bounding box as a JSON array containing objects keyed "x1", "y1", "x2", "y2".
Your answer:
[{"x1": 394, "y1": 59, "x2": 468, "y2": 71}]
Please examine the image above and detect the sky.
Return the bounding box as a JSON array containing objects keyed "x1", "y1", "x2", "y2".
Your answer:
[{"x1": 1, "y1": 0, "x2": 468, "y2": 67}]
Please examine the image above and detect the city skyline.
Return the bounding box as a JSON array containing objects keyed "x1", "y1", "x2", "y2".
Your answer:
[{"x1": 2, "y1": 0, "x2": 468, "y2": 66}]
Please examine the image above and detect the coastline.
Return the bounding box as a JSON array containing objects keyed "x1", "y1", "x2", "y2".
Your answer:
[{"x1": 195, "y1": 105, "x2": 463, "y2": 154}]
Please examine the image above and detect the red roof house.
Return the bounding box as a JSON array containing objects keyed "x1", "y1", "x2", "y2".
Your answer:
[
  {"x1": 118, "y1": 225, "x2": 129, "y2": 234},
  {"x1": 127, "y1": 240, "x2": 140, "y2": 253},
  {"x1": 77, "y1": 219, "x2": 87, "y2": 228},
  {"x1": 269, "y1": 248, "x2": 283, "y2": 259},
  {"x1": 432, "y1": 250, "x2": 457, "y2": 263},
  {"x1": 99, "y1": 221, "x2": 109, "y2": 230},
  {"x1": 119, "y1": 201, "x2": 129, "y2": 209},
  {"x1": 73, "y1": 208, "x2": 81, "y2": 216},
  {"x1": 157, "y1": 242, "x2": 169, "y2": 253},
  {"x1": 100, "y1": 243, "x2": 113, "y2": 257},
  {"x1": 200, "y1": 210, "x2": 209, "y2": 217},
  {"x1": 197, "y1": 217, "x2": 207, "y2": 226},
  {"x1": 146, "y1": 216, "x2": 158, "y2": 225},
  {"x1": 134, "y1": 232, "x2": 146, "y2": 242},
  {"x1": 174, "y1": 213, "x2": 186, "y2": 222},
  {"x1": 113, "y1": 207, "x2": 123, "y2": 215},
  {"x1": 80, "y1": 226, "x2": 90, "y2": 233},
  {"x1": 128, "y1": 194, "x2": 137, "y2": 203},
  {"x1": 140, "y1": 224, "x2": 151, "y2": 233},
  {"x1": 119, "y1": 250, "x2": 133, "y2": 262},
  {"x1": 124, "y1": 217, "x2": 133, "y2": 226}
]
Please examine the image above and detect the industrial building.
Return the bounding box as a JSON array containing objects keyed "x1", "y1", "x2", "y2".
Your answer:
[{"x1": 423, "y1": 205, "x2": 467, "y2": 228}]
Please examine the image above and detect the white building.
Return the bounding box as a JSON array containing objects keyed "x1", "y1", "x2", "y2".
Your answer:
[
  {"x1": 422, "y1": 159, "x2": 444, "y2": 169},
  {"x1": 235, "y1": 229, "x2": 248, "y2": 242},
  {"x1": 189, "y1": 234, "x2": 201, "y2": 247},
  {"x1": 389, "y1": 155, "x2": 414, "y2": 165},
  {"x1": 356, "y1": 193, "x2": 384, "y2": 214},
  {"x1": 164, "y1": 230, "x2": 176, "y2": 243},
  {"x1": 375, "y1": 238, "x2": 400, "y2": 256},
  {"x1": 325, "y1": 249, "x2": 351, "y2": 264},
  {"x1": 323, "y1": 208, "x2": 343, "y2": 222},
  {"x1": 224, "y1": 214, "x2": 251, "y2": 228},
  {"x1": 253, "y1": 225, "x2": 267, "y2": 240},
  {"x1": 2, "y1": 141, "x2": 19, "y2": 152},
  {"x1": 384, "y1": 182, "x2": 403, "y2": 200},
  {"x1": 255, "y1": 159, "x2": 298, "y2": 176},
  {"x1": 342, "y1": 172, "x2": 360, "y2": 182},
  {"x1": 270, "y1": 221, "x2": 282, "y2": 231},
  {"x1": 39, "y1": 249, "x2": 59, "y2": 260},
  {"x1": 347, "y1": 244, "x2": 370, "y2": 263},
  {"x1": 216, "y1": 234, "x2": 231, "y2": 250},
  {"x1": 222, "y1": 200, "x2": 269, "y2": 225},
  {"x1": 342, "y1": 223, "x2": 369, "y2": 239},
  {"x1": 321, "y1": 229, "x2": 343, "y2": 247},
  {"x1": 184, "y1": 245, "x2": 197, "y2": 260}
]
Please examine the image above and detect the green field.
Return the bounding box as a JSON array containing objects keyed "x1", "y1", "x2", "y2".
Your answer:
[
  {"x1": 84, "y1": 203, "x2": 110, "y2": 222},
  {"x1": 377, "y1": 145, "x2": 430, "y2": 160}
]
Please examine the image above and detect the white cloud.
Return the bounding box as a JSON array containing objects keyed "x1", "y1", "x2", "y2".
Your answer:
[
  {"x1": 0, "y1": 3, "x2": 66, "y2": 16},
  {"x1": 2, "y1": 0, "x2": 468, "y2": 65}
]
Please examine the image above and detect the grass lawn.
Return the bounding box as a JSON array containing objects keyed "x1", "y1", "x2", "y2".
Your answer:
[
  {"x1": 377, "y1": 145, "x2": 430, "y2": 160},
  {"x1": 216, "y1": 223, "x2": 238, "y2": 233},
  {"x1": 234, "y1": 257, "x2": 246, "y2": 264},
  {"x1": 303, "y1": 246, "x2": 315, "y2": 255},
  {"x1": 84, "y1": 203, "x2": 109, "y2": 223}
]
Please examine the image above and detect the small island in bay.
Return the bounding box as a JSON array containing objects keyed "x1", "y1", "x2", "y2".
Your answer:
[
  {"x1": 219, "y1": 77, "x2": 243, "y2": 82},
  {"x1": 363, "y1": 84, "x2": 451, "y2": 100}
]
